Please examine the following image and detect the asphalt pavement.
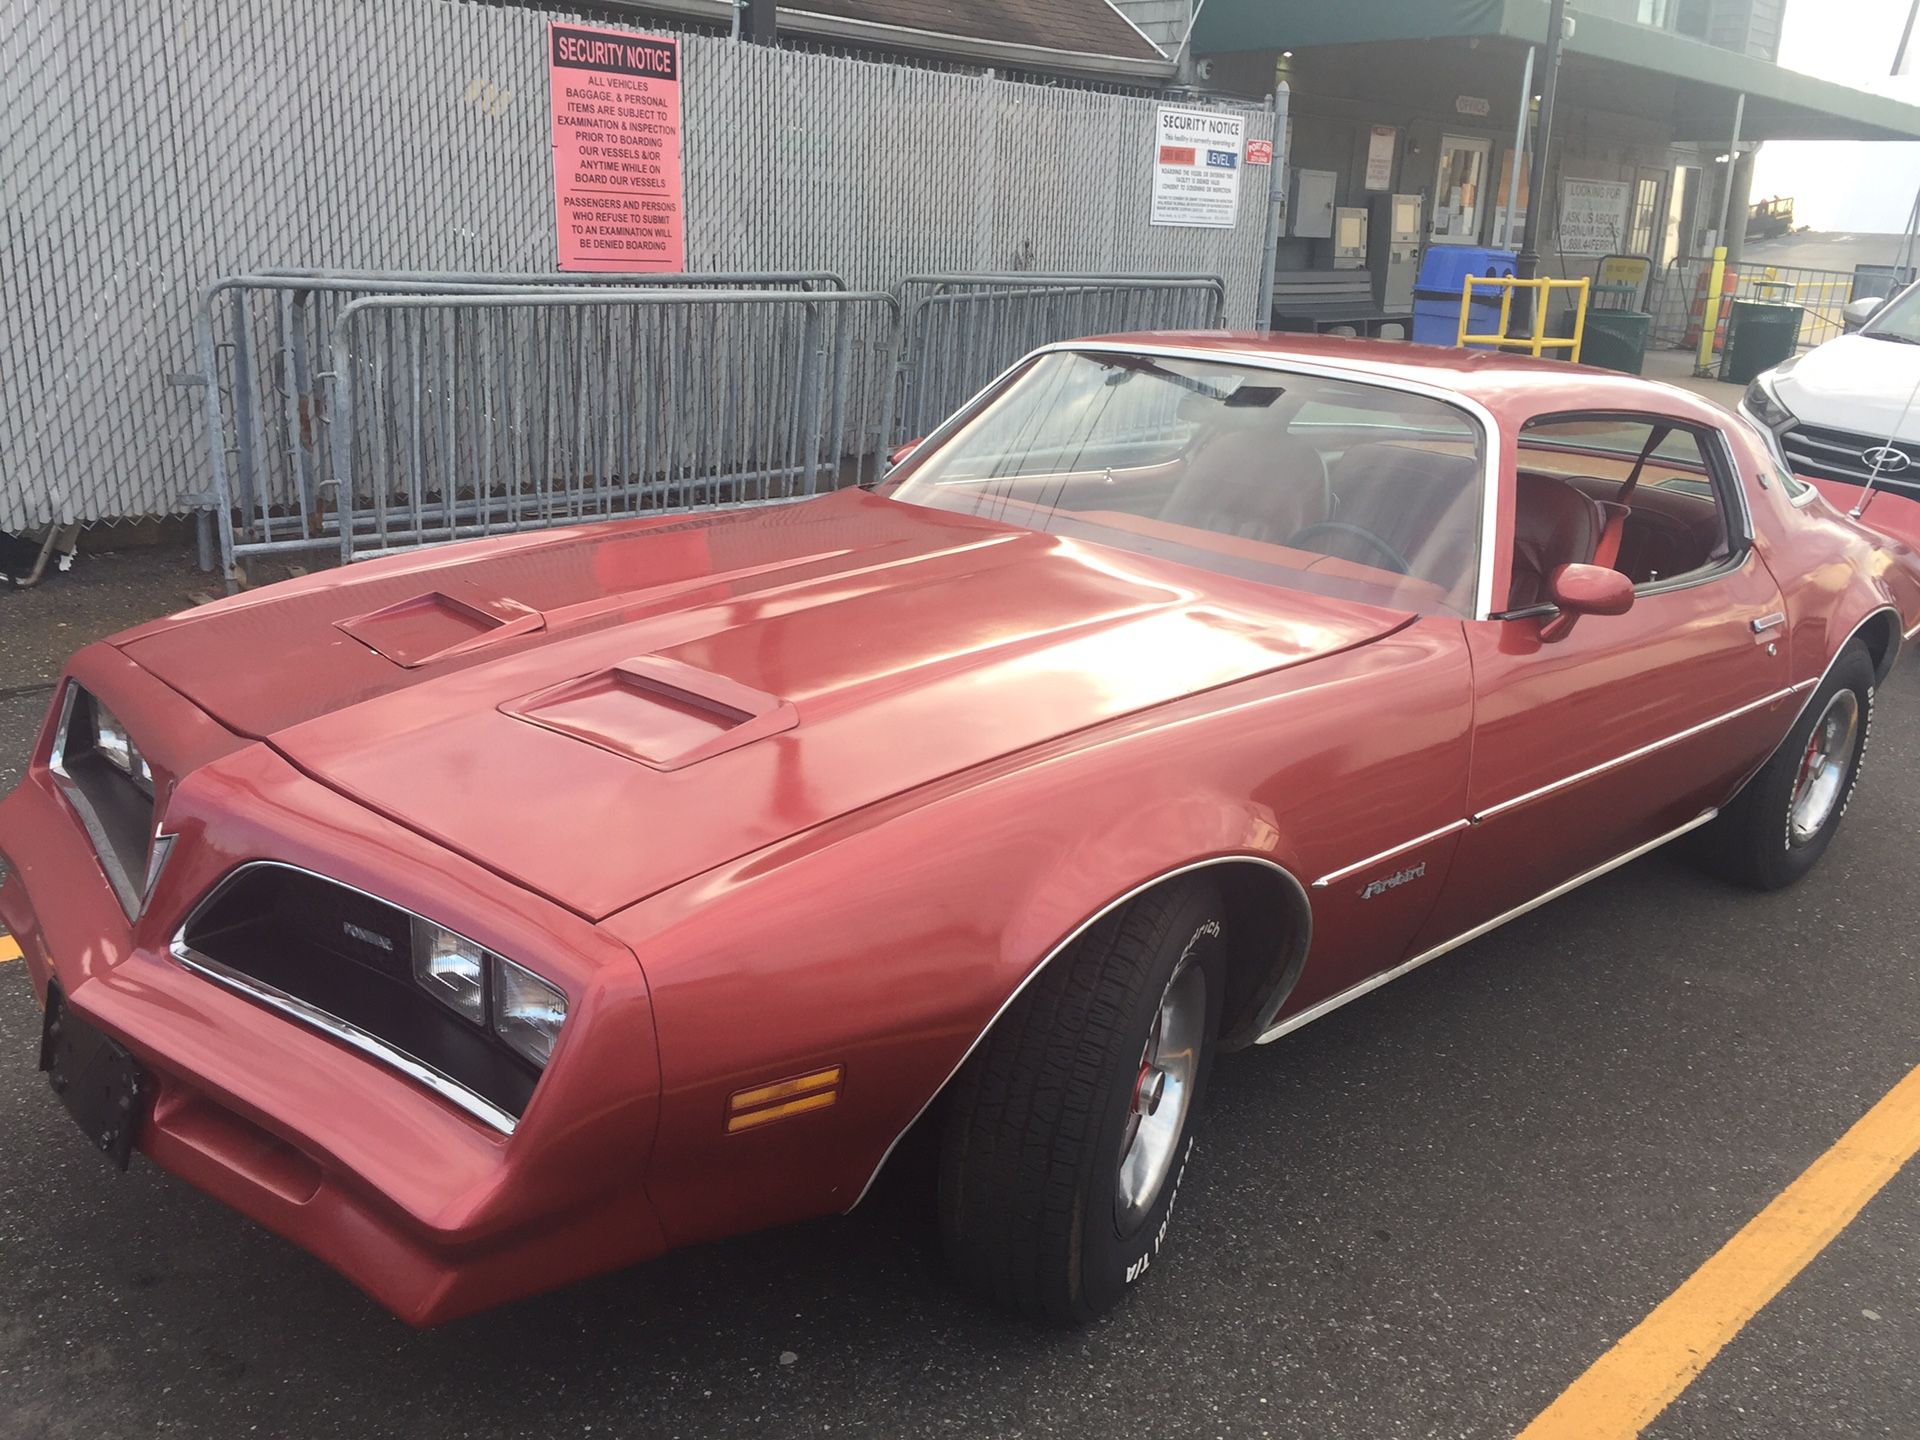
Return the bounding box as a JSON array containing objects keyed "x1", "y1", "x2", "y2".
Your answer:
[{"x1": 1, "y1": 554, "x2": 1917, "y2": 1439}]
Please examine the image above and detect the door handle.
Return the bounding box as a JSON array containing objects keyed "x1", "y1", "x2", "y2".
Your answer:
[{"x1": 1750, "y1": 612, "x2": 1785, "y2": 634}]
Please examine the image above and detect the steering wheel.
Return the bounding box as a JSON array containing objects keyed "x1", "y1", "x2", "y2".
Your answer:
[{"x1": 1285, "y1": 520, "x2": 1413, "y2": 576}]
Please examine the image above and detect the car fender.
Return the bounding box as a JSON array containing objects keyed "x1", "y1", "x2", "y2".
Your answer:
[
  {"x1": 605, "y1": 744, "x2": 1311, "y2": 1247},
  {"x1": 605, "y1": 623, "x2": 1475, "y2": 1249}
]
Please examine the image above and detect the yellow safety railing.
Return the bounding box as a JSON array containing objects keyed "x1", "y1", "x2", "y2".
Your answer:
[{"x1": 1456, "y1": 275, "x2": 1591, "y2": 361}]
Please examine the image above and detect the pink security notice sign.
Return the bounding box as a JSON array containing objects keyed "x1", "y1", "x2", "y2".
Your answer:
[{"x1": 548, "y1": 23, "x2": 685, "y2": 271}]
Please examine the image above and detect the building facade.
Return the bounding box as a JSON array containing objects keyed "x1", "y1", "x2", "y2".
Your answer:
[{"x1": 1114, "y1": 0, "x2": 1920, "y2": 303}]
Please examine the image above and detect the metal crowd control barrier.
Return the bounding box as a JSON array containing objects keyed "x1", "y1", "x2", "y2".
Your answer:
[
  {"x1": 323, "y1": 288, "x2": 899, "y2": 565},
  {"x1": 1648, "y1": 255, "x2": 1861, "y2": 354},
  {"x1": 195, "y1": 271, "x2": 848, "y2": 584},
  {"x1": 1457, "y1": 276, "x2": 1590, "y2": 361},
  {"x1": 890, "y1": 273, "x2": 1227, "y2": 447}
]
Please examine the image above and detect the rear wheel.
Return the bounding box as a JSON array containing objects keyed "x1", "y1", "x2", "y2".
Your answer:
[
  {"x1": 1698, "y1": 642, "x2": 1874, "y2": 890},
  {"x1": 937, "y1": 879, "x2": 1227, "y2": 1325}
]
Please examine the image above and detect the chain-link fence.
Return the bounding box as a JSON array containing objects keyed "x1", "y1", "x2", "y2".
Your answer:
[{"x1": 2, "y1": 0, "x2": 1277, "y2": 535}]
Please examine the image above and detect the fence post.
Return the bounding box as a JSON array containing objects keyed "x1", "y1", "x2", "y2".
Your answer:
[
  {"x1": 1696, "y1": 246, "x2": 1728, "y2": 377},
  {"x1": 797, "y1": 298, "x2": 828, "y2": 494},
  {"x1": 1255, "y1": 82, "x2": 1289, "y2": 336}
]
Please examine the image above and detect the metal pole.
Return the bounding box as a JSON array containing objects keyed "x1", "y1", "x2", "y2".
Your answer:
[
  {"x1": 1896, "y1": 0, "x2": 1919, "y2": 76},
  {"x1": 1710, "y1": 92, "x2": 1746, "y2": 250},
  {"x1": 1255, "y1": 82, "x2": 1290, "y2": 335},
  {"x1": 1501, "y1": 46, "x2": 1535, "y2": 248},
  {"x1": 1513, "y1": 0, "x2": 1568, "y2": 333}
]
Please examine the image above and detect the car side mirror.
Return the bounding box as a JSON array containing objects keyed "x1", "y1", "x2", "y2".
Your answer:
[
  {"x1": 887, "y1": 437, "x2": 925, "y2": 469},
  {"x1": 1844, "y1": 297, "x2": 1883, "y2": 332},
  {"x1": 1539, "y1": 563, "x2": 1633, "y2": 642}
]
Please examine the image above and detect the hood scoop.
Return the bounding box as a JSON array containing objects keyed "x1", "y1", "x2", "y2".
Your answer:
[
  {"x1": 502, "y1": 655, "x2": 798, "y2": 772},
  {"x1": 337, "y1": 586, "x2": 546, "y2": 669}
]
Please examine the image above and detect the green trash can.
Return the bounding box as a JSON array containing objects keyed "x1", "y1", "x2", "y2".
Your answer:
[
  {"x1": 1720, "y1": 301, "x2": 1804, "y2": 385},
  {"x1": 1549, "y1": 307, "x2": 1653, "y2": 372}
]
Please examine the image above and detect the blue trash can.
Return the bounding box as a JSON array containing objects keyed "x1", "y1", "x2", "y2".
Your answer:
[{"x1": 1412, "y1": 246, "x2": 1518, "y2": 348}]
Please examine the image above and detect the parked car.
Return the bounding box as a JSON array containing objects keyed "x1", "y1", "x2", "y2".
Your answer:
[
  {"x1": 5, "y1": 335, "x2": 1918, "y2": 1328},
  {"x1": 1743, "y1": 278, "x2": 1920, "y2": 551}
]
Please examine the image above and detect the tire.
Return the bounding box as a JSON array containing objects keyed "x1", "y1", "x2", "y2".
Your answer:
[
  {"x1": 1698, "y1": 642, "x2": 1874, "y2": 890},
  {"x1": 937, "y1": 878, "x2": 1227, "y2": 1325}
]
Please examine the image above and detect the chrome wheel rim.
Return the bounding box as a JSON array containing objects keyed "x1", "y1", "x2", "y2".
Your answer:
[
  {"x1": 1789, "y1": 690, "x2": 1860, "y2": 845},
  {"x1": 1115, "y1": 960, "x2": 1206, "y2": 1232}
]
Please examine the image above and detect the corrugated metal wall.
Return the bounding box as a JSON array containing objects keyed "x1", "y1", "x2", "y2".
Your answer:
[{"x1": 0, "y1": 0, "x2": 1275, "y2": 532}]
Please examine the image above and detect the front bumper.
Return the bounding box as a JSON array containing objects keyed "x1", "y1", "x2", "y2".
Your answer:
[{"x1": 0, "y1": 653, "x2": 666, "y2": 1326}]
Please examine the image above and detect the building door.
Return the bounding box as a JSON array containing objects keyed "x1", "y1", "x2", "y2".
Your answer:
[
  {"x1": 1627, "y1": 166, "x2": 1666, "y2": 264},
  {"x1": 1664, "y1": 165, "x2": 1702, "y2": 262},
  {"x1": 1430, "y1": 134, "x2": 1494, "y2": 245}
]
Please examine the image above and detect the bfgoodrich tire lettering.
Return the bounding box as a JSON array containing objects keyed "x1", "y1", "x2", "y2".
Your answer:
[
  {"x1": 1698, "y1": 641, "x2": 1874, "y2": 890},
  {"x1": 937, "y1": 879, "x2": 1227, "y2": 1325}
]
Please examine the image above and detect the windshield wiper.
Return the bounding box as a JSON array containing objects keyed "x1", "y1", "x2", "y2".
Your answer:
[
  {"x1": 1097, "y1": 353, "x2": 1238, "y2": 401},
  {"x1": 1863, "y1": 331, "x2": 1920, "y2": 345}
]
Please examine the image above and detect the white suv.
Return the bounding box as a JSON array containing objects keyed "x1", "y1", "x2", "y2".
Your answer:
[{"x1": 1742, "y1": 282, "x2": 1920, "y2": 546}]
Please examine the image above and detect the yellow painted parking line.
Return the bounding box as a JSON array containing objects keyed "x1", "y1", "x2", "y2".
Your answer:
[
  {"x1": 0, "y1": 935, "x2": 20, "y2": 963},
  {"x1": 1518, "y1": 1062, "x2": 1920, "y2": 1440}
]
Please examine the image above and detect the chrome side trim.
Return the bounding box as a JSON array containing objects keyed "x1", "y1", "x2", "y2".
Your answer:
[
  {"x1": 1473, "y1": 683, "x2": 1809, "y2": 822},
  {"x1": 1257, "y1": 808, "x2": 1719, "y2": 1045},
  {"x1": 1311, "y1": 819, "x2": 1471, "y2": 889},
  {"x1": 847, "y1": 853, "x2": 1309, "y2": 1209},
  {"x1": 169, "y1": 939, "x2": 519, "y2": 1135}
]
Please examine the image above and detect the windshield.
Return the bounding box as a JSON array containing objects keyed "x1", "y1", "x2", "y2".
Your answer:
[
  {"x1": 885, "y1": 350, "x2": 1487, "y2": 616},
  {"x1": 1863, "y1": 285, "x2": 1920, "y2": 343}
]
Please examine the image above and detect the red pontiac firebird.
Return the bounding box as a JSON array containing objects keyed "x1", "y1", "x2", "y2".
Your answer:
[{"x1": 5, "y1": 334, "x2": 1919, "y2": 1328}]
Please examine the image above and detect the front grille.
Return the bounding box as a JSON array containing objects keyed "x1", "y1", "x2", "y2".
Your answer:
[
  {"x1": 175, "y1": 865, "x2": 538, "y2": 1129},
  {"x1": 50, "y1": 686, "x2": 156, "y2": 917},
  {"x1": 1779, "y1": 423, "x2": 1920, "y2": 500}
]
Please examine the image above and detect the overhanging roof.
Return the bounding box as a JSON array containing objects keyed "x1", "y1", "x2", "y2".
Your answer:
[
  {"x1": 605, "y1": 0, "x2": 1175, "y2": 78},
  {"x1": 1193, "y1": 0, "x2": 1920, "y2": 141}
]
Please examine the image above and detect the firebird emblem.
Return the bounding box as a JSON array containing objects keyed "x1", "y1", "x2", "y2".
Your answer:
[{"x1": 1359, "y1": 862, "x2": 1426, "y2": 900}]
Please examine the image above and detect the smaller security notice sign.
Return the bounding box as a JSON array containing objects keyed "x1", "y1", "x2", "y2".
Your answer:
[
  {"x1": 549, "y1": 23, "x2": 685, "y2": 271},
  {"x1": 1151, "y1": 106, "x2": 1245, "y2": 229}
]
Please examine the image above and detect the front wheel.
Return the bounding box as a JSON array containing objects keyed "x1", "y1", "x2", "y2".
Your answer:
[
  {"x1": 937, "y1": 879, "x2": 1227, "y2": 1325},
  {"x1": 1698, "y1": 642, "x2": 1874, "y2": 890}
]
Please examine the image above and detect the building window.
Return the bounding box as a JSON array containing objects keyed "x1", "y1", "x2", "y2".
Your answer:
[{"x1": 1430, "y1": 135, "x2": 1493, "y2": 245}]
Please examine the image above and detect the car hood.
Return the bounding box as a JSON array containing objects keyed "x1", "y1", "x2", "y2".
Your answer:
[
  {"x1": 118, "y1": 492, "x2": 1411, "y2": 919},
  {"x1": 1773, "y1": 333, "x2": 1920, "y2": 442}
]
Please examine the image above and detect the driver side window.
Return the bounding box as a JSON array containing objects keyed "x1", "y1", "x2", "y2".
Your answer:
[{"x1": 1514, "y1": 415, "x2": 1737, "y2": 602}]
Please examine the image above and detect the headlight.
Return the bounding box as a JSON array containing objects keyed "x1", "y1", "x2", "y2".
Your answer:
[
  {"x1": 411, "y1": 916, "x2": 487, "y2": 1024},
  {"x1": 87, "y1": 698, "x2": 155, "y2": 796},
  {"x1": 492, "y1": 957, "x2": 568, "y2": 1068},
  {"x1": 1742, "y1": 373, "x2": 1795, "y2": 432},
  {"x1": 407, "y1": 917, "x2": 567, "y2": 1069}
]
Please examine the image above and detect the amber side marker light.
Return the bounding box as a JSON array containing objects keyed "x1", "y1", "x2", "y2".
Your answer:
[{"x1": 726, "y1": 1066, "x2": 843, "y2": 1133}]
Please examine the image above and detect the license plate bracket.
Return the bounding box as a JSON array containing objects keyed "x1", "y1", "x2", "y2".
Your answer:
[{"x1": 40, "y1": 982, "x2": 149, "y2": 1170}]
